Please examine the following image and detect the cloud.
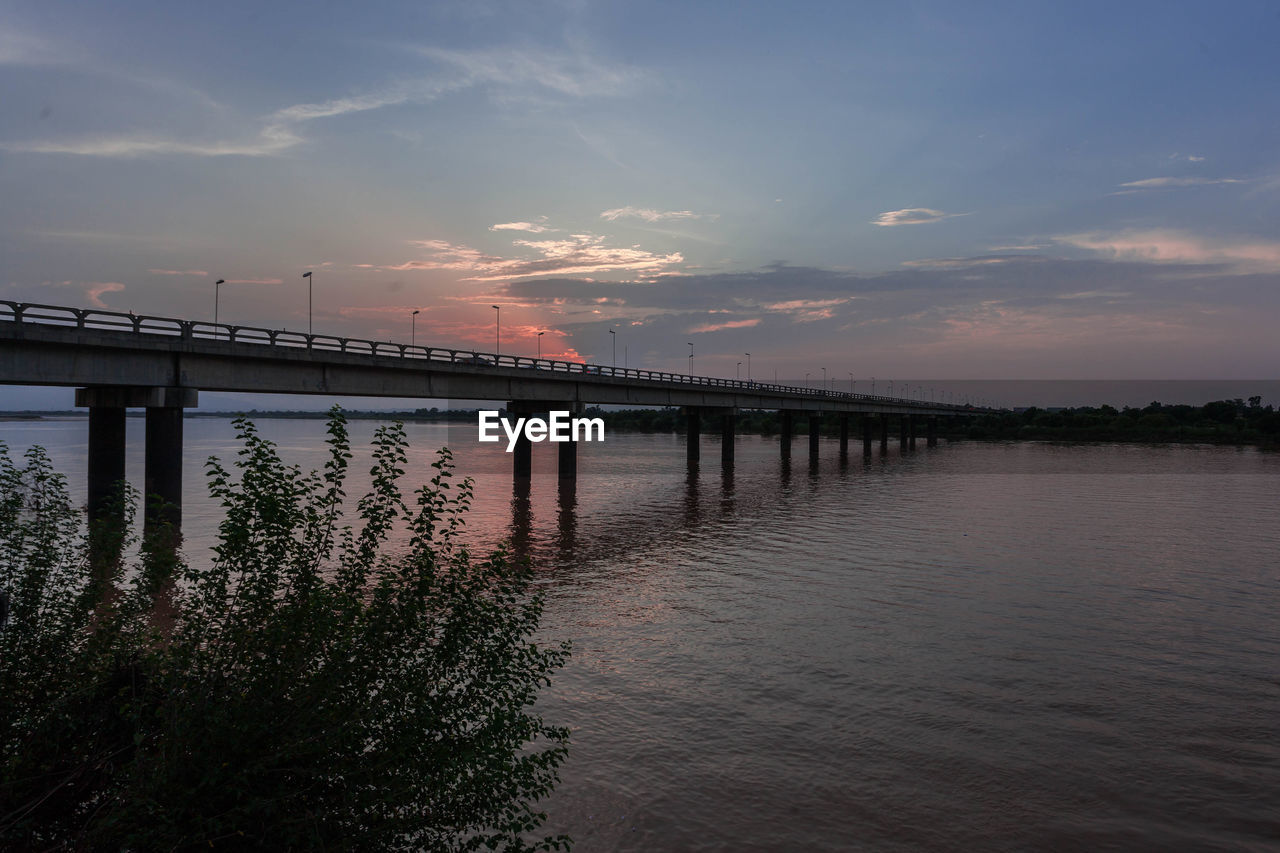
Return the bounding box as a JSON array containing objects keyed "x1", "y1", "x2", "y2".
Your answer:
[
  {"x1": 687, "y1": 317, "x2": 761, "y2": 334},
  {"x1": 224, "y1": 278, "x2": 283, "y2": 285},
  {"x1": 1117, "y1": 176, "x2": 1243, "y2": 190},
  {"x1": 0, "y1": 28, "x2": 61, "y2": 65},
  {"x1": 1057, "y1": 229, "x2": 1280, "y2": 272},
  {"x1": 149, "y1": 268, "x2": 209, "y2": 276},
  {"x1": 415, "y1": 46, "x2": 646, "y2": 98},
  {"x1": 600, "y1": 207, "x2": 719, "y2": 223},
  {"x1": 871, "y1": 208, "x2": 969, "y2": 227},
  {"x1": 85, "y1": 282, "x2": 125, "y2": 308},
  {"x1": 491, "y1": 220, "x2": 555, "y2": 233},
  {"x1": 366, "y1": 233, "x2": 684, "y2": 281},
  {"x1": 3, "y1": 75, "x2": 464, "y2": 158}
]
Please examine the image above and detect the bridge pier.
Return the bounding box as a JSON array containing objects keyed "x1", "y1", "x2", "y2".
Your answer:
[
  {"x1": 685, "y1": 407, "x2": 701, "y2": 462},
  {"x1": 909, "y1": 415, "x2": 918, "y2": 450},
  {"x1": 780, "y1": 410, "x2": 793, "y2": 459},
  {"x1": 512, "y1": 432, "x2": 532, "y2": 478},
  {"x1": 899, "y1": 415, "x2": 909, "y2": 447},
  {"x1": 721, "y1": 412, "x2": 736, "y2": 465},
  {"x1": 77, "y1": 386, "x2": 197, "y2": 549},
  {"x1": 927, "y1": 416, "x2": 938, "y2": 447},
  {"x1": 559, "y1": 438, "x2": 577, "y2": 479},
  {"x1": 838, "y1": 415, "x2": 849, "y2": 459},
  {"x1": 879, "y1": 415, "x2": 889, "y2": 452},
  {"x1": 862, "y1": 414, "x2": 873, "y2": 455},
  {"x1": 808, "y1": 413, "x2": 821, "y2": 459}
]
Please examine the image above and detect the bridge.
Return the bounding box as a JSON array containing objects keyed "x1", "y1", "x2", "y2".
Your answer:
[{"x1": 0, "y1": 301, "x2": 986, "y2": 536}]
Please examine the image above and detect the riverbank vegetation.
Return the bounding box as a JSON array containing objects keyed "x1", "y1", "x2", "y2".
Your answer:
[
  {"x1": 0, "y1": 410, "x2": 569, "y2": 851},
  {"x1": 961, "y1": 398, "x2": 1280, "y2": 446}
]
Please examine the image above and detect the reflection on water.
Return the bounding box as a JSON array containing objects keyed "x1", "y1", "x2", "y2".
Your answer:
[{"x1": 3, "y1": 417, "x2": 1279, "y2": 851}]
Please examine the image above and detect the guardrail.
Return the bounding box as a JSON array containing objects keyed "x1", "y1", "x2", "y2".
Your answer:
[{"x1": 0, "y1": 300, "x2": 978, "y2": 410}]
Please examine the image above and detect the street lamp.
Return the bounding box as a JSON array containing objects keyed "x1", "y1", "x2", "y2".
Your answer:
[
  {"x1": 688, "y1": 342, "x2": 694, "y2": 374},
  {"x1": 737, "y1": 361, "x2": 742, "y2": 380},
  {"x1": 537, "y1": 330, "x2": 545, "y2": 359},
  {"x1": 302, "y1": 271, "x2": 313, "y2": 335},
  {"x1": 745, "y1": 352, "x2": 751, "y2": 381},
  {"x1": 214, "y1": 279, "x2": 225, "y2": 331},
  {"x1": 822, "y1": 367, "x2": 827, "y2": 392},
  {"x1": 805, "y1": 372, "x2": 811, "y2": 387},
  {"x1": 492, "y1": 305, "x2": 500, "y2": 355},
  {"x1": 849, "y1": 372, "x2": 854, "y2": 394},
  {"x1": 411, "y1": 309, "x2": 420, "y2": 348},
  {"x1": 609, "y1": 328, "x2": 616, "y2": 367}
]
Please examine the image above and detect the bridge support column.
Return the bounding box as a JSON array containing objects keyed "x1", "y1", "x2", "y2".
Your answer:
[
  {"x1": 559, "y1": 438, "x2": 577, "y2": 479},
  {"x1": 899, "y1": 416, "x2": 909, "y2": 446},
  {"x1": 862, "y1": 414, "x2": 873, "y2": 455},
  {"x1": 927, "y1": 416, "x2": 938, "y2": 447},
  {"x1": 838, "y1": 415, "x2": 849, "y2": 459},
  {"x1": 780, "y1": 410, "x2": 793, "y2": 459},
  {"x1": 77, "y1": 387, "x2": 197, "y2": 550},
  {"x1": 512, "y1": 432, "x2": 532, "y2": 479},
  {"x1": 686, "y1": 407, "x2": 701, "y2": 463},
  {"x1": 879, "y1": 415, "x2": 889, "y2": 452},
  {"x1": 721, "y1": 412, "x2": 735, "y2": 465},
  {"x1": 909, "y1": 415, "x2": 918, "y2": 450},
  {"x1": 808, "y1": 414, "x2": 821, "y2": 459},
  {"x1": 86, "y1": 404, "x2": 127, "y2": 530}
]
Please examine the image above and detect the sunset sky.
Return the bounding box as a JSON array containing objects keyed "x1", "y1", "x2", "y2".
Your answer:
[{"x1": 3, "y1": 0, "x2": 1279, "y2": 408}]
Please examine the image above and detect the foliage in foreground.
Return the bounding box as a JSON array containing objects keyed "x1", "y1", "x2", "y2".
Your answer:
[{"x1": 0, "y1": 411, "x2": 569, "y2": 851}]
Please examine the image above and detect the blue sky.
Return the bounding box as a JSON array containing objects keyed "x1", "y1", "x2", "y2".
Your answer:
[{"x1": 3, "y1": 0, "x2": 1279, "y2": 404}]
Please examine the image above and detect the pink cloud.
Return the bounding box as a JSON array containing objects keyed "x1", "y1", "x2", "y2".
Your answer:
[
  {"x1": 224, "y1": 278, "x2": 283, "y2": 285},
  {"x1": 148, "y1": 268, "x2": 209, "y2": 276},
  {"x1": 365, "y1": 234, "x2": 684, "y2": 281},
  {"x1": 85, "y1": 282, "x2": 125, "y2": 308},
  {"x1": 1057, "y1": 230, "x2": 1280, "y2": 272},
  {"x1": 871, "y1": 208, "x2": 969, "y2": 227},
  {"x1": 688, "y1": 317, "x2": 761, "y2": 334}
]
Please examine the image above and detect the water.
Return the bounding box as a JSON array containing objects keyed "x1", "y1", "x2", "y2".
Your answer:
[{"x1": 3, "y1": 417, "x2": 1279, "y2": 851}]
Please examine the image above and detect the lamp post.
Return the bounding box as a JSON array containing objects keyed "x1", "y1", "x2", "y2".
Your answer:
[
  {"x1": 849, "y1": 372, "x2": 854, "y2": 393},
  {"x1": 688, "y1": 342, "x2": 693, "y2": 375},
  {"x1": 737, "y1": 361, "x2": 742, "y2": 380},
  {"x1": 411, "y1": 309, "x2": 420, "y2": 348},
  {"x1": 805, "y1": 372, "x2": 810, "y2": 387},
  {"x1": 492, "y1": 305, "x2": 500, "y2": 355},
  {"x1": 609, "y1": 328, "x2": 616, "y2": 367},
  {"x1": 745, "y1": 352, "x2": 751, "y2": 381},
  {"x1": 302, "y1": 271, "x2": 313, "y2": 335},
  {"x1": 822, "y1": 367, "x2": 827, "y2": 392},
  {"x1": 537, "y1": 331, "x2": 545, "y2": 359},
  {"x1": 214, "y1": 279, "x2": 225, "y2": 332}
]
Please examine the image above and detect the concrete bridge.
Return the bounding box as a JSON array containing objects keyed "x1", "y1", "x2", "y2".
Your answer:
[{"x1": 1, "y1": 301, "x2": 987, "y2": 536}]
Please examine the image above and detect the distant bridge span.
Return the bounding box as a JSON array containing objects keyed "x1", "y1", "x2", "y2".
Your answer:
[{"x1": 0, "y1": 301, "x2": 990, "y2": 535}]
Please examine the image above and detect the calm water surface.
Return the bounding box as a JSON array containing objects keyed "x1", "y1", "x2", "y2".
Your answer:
[{"x1": 4, "y1": 418, "x2": 1279, "y2": 851}]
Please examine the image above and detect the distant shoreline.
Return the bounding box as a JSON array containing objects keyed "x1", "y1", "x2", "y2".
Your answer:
[{"x1": 3, "y1": 400, "x2": 1276, "y2": 449}]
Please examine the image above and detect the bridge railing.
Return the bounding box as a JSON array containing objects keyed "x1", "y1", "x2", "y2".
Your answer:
[{"x1": 0, "y1": 300, "x2": 979, "y2": 411}]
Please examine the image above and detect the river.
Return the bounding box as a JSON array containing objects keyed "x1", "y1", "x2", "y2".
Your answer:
[{"x1": 3, "y1": 417, "x2": 1278, "y2": 851}]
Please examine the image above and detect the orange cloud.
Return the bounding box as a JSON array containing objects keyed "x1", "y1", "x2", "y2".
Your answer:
[{"x1": 688, "y1": 317, "x2": 761, "y2": 334}]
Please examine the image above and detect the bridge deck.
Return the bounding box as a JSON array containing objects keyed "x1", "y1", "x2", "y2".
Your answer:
[{"x1": 0, "y1": 302, "x2": 978, "y2": 415}]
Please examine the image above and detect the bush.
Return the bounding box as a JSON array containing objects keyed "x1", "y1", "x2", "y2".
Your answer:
[{"x1": 0, "y1": 410, "x2": 569, "y2": 851}]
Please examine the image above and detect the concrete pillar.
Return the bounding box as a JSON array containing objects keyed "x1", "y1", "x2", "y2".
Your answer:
[
  {"x1": 513, "y1": 432, "x2": 532, "y2": 479},
  {"x1": 721, "y1": 412, "x2": 735, "y2": 465},
  {"x1": 862, "y1": 414, "x2": 873, "y2": 455},
  {"x1": 87, "y1": 405, "x2": 127, "y2": 527},
  {"x1": 686, "y1": 407, "x2": 701, "y2": 462},
  {"x1": 879, "y1": 415, "x2": 889, "y2": 451},
  {"x1": 559, "y1": 437, "x2": 577, "y2": 479},
  {"x1": 899, "y1": 415, "x2": 909, "y2": 446},
  {"x1": 77, "y1": 387, "x2": 196, "y2": 547},
  {"x1": 909, "y1": 415, "x2": 918, "y2": 450},
  {"x1": 780, "y1": 410, "x2": 793, "y2": 459},
  {"x1": 808, "y1": 413, "x2": 821, "y2": 458},
  {"x1": 144, "y1": 406, "x2": 184, "y2": 537},
  {"x1": 927, "y1": 416, "x2": 938, "y2": 447},
  {"x1": 838, "y1": 415, "x2": 849, "y2": 459}
]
